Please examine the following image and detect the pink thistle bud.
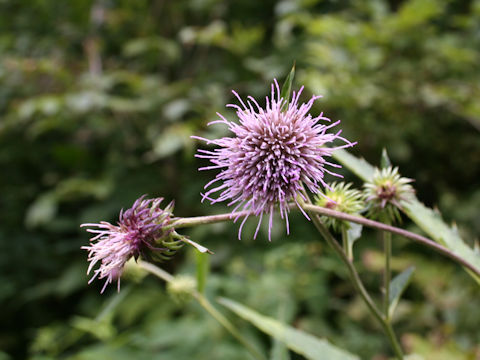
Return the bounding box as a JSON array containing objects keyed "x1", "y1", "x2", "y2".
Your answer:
[{"x1": 81, "y1": 196, "x2": 173, "y2": 293}]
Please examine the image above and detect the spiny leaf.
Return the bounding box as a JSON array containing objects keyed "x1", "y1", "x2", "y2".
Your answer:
[{"x1": 402, "y1": 200, "x2": 480, "y2": 285}]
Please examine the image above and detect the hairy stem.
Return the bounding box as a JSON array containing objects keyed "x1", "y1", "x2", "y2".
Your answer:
[
  {"x1": 137, "y1": 260, "x2": 266, "y2": 360},
  {"x1": 170, "y1": 205, "x2": 480, "y2": 278}
]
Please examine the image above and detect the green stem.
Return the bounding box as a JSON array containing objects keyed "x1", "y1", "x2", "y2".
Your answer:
[
  {"x1": 298, "y1": 195, "x2": 404, "y2": 360},
  {"x1": 137, "y1": 260, "x2": 266, "y2": 360},
  {"x1": 384, "y1": 231, "x2": 392, "y2": 319},
  {"x1": 341, "y1": 227, "x2": 353, "y2": 261},
  {"x1": 171, "y1": 211, "x2": 251, "y2": 229}
]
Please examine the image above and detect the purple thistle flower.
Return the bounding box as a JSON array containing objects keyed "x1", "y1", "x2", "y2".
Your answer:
[
  {"x1": 194, "y1": 80, "x2": 355, "y2": 240},
  {"x1": 81, "y1": 196, "x2": 172, "y2": 293}
]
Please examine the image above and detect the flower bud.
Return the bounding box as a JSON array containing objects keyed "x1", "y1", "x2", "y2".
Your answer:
[
  {"x1": 81, "y1": 195, "x2": 177, "y2": 293},
  {"x1": 167, "y1": 275, "x2": 197, "y2": 304},
  {"x1": 315, "y1": 182, "x2": 364, "y2": 231},
  {"x1": 363, "y1": 167, "x2": 414, "y2": 223}
]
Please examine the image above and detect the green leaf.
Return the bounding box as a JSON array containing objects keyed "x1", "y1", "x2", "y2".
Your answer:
[
  {"x1": 270, "y1": 336, "x2": 290, "y2": 360},
  {"x1": 332, "y1": 148, "x2": 375, "y2": 182},
  {"x1": 25, "y1": 193, "x2": 57, "y2": 229},
  {"x1": 402, "y1": 200, "x2": 480, "y2": 284},
  {"x1": 270, "y1": 300, "x2": 294, "y2": 360},
  {"x1": 96, "y1": 285, "x2": 133, "y2": 321},
  {"x1": 280, "y1": 62, "x2": 296, "y2": 112},
  {"x1": 182, "y1": 237, "x2": 212, "y2": 254},
  {"x1": 196, "y1": 252, "x2": 209, "y2": 294},
  {"x1": 388, "y1": 266, "x2": 415, "y2": 318},
  {"x1": 380, "y1": 148, "x2": 391, "y2": 169},
  {"x1": 218, "y1": 297, "x2": 360, "y2": 360},
  {"x1": 71, "y1": 316, "x2": 116, "y2": 340},
  {"x1": 152, "y1": 124, "x2": 191, "y2": 159},
  {"x1": 346, "y1": 222, "x2": 362, "y2": 258}
]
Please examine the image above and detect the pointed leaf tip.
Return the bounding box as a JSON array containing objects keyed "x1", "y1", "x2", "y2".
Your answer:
[
  {"x1": 280, "y1": 62, "x2": 296, "y2": 112},
  {"x1": 388, "y1": 266, "x2": 415, "y2": 318},
  {"x1": 381, "y1": 148, "x2": 391, "y2": 169}
]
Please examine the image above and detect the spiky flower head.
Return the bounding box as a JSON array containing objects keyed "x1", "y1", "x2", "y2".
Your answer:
[
  {"x1": 194, "y1": 80, "x2": 355, "y2": 240},
  {"x1": 364, "y1": 167, "x2": 414, "y2": 223},
  {"x1": 81, "y1": 196, "x2": 174, "y2": 293},
  {"x1": 315, "y1": 182, "x2": 365, "y2": 231}
]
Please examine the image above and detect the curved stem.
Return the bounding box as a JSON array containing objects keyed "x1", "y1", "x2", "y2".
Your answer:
[
  {"x1": 299, "y1": 204, "x2": 480, "y2": 278},
  {"x1": 297, "y1": 196, "x2": 404, "y2": 359},
  {"x1": 170, "y1": 205, "x2": 480, "y2": 278},
  {"x1": 137, "y1": 260, "x2": 266, "y2": 360}
]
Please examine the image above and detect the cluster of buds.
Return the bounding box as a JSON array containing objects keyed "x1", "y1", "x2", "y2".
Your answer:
[
  {"x1": 315, "y1": 165, "x2": 415, "y2": 229},
  {"x1": 363, "y1": 166, "x2": 414, "y2": 223},
  {"x1": 315, "y1": 182, "x2": 364, "y2": 231}
]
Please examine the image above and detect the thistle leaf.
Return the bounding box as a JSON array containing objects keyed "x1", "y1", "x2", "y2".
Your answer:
[
  {"x1": 388, "y1": 266, "x2": 415, "y2": 318},
  {"x1": 218, "y1": 297, "x2": 360, "y2": 360},
  {"x1": 195, "y1": 251, "x2": 209, "y2": 294},
  {"x1": 333, "y1": 148, "x2": 480, "y2": 285}
]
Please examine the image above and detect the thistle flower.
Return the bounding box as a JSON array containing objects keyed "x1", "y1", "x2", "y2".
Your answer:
[
  {"x1": 194, "y1": 80, "x2": 355, "y2": 240},
  {"x1": 81, "y1": 196, "x2": 174, "y2": 293},
  {"x1": 364, "y1": 167, "x2": 414, "y2": 223},
  {"x1": 315, "y1": 182, "x2": 365, "y2": 231}
]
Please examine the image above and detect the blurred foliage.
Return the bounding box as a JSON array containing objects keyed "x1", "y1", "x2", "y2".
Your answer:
[{"x1": 0, "y1": 0, "x2": 479, "y2": 359}]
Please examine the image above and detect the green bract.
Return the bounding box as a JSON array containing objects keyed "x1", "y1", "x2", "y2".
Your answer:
[
  {"x1": 364, "y1": 167, "x2": 414, "y2": 223},
  {"x1": 315, "y1": 182, "x2": 365, "y2": 231}
]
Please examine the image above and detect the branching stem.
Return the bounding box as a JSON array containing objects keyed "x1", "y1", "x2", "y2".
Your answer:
[{"x1": 297, "y1": 194, "x2": 404, "y2": 359}]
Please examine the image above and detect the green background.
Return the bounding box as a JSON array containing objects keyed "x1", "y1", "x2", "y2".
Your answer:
[{"x1": 1, "y1": 0, "x2": 479, "y2": 358}]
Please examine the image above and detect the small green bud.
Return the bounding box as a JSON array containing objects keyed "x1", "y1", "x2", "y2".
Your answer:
[
  {"x1": 363, "y1": 166, "x2": 414, "y2": 223},
  {"x1": 167, "y1": 275, "x2": 197, "y2": 304},
  {"x1": 123, "y1": 258, "x2": 148, "y2": 283},
  {"x1": 315, "y1": 182, "x2": 365, "y2": 231}
]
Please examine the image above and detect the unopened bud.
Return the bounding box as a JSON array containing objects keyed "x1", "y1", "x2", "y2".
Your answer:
[
  {"x1": 167, "y1": 275, "x2": 197, "y2": 304},
  {"x1": 315, "y1": 182, "x2": 364, "y2": 231},
  {"x1": 364, "y1": 167, "x2": 414, "y2": 223}
]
